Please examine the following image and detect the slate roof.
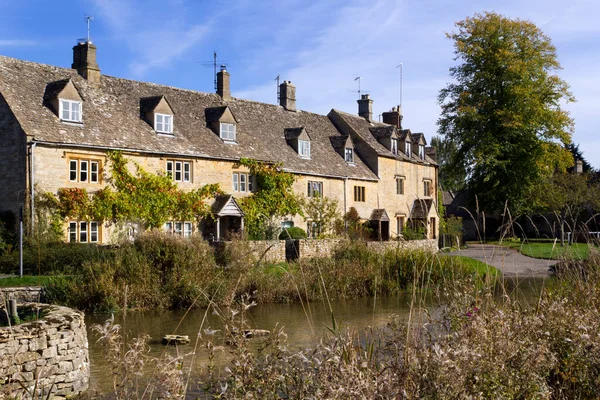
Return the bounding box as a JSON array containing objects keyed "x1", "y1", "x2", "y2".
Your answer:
[
  {"x1": 329, "y1": 109, "x2": 437, "y2": 165},
  {"x1": 42, "y1": 79, "x2": 71, "y2": 101},
  {"x1": 370, "y1": 209, "x2": 390, "y2": 221},
  {"x1": 140, "y1": 96, "x2": 167, "y2": 114},
  {"x1": 0, "y1": 55, "x2": 377, "y2": 181},
  {"x1": 212, "y1": 195, "x2": 244, "y2": 217},
  {"x1": 410, "y1": 199, "x2": 434, "y2": 219}
]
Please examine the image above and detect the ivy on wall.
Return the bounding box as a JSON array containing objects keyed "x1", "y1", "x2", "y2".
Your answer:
[
  {"x1": 237, "y1": 158, "x2": 302, "y2": 239},
  {"x1": 41, "y1": 151, "x2": 222, "y2": 229}
]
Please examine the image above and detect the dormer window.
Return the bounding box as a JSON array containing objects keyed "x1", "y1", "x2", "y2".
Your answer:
[
  {"x1": 220, "y1": 122, "x2": 237, "y2": 142},
  {"x1": 155, "y1": 113, "x2": 173, "y2": 134},
  {"x1": 299, "y1": 140, "x2": 311, "y2": 158},
  {"x1": 405, "y1": 142, "x2": 412, "y2": 156},
  {"x1": 391, "y1": 138, "x2": 399, "y2": 155},
  {"x1": 419, "y1": 144, "x2": 425, "y2": 159},
  {"x1": 59, "y1": 99, "x2": 82, "y2": 123},
  {"x1": 345, "y1": 148, "x2": 354, "y2": 163}
]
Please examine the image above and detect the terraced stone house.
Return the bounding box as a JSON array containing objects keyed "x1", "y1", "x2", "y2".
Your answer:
[{"x1": 0, "y1": 41, "x2": 438, "y2": 243}]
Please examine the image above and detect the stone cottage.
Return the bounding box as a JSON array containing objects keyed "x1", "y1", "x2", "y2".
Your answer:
[{"x1": 0, "y1": 41, "x2": 438, "y2": 243}]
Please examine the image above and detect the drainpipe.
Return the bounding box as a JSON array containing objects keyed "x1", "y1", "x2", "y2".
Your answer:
[
  {"x1": 343, "y1": 177, "x2": 348, "y2": 231},
  {"x1": 29, "y1": 141, "x2": 36, "y2": 233}
]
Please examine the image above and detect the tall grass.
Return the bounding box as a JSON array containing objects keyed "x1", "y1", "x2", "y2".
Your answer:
[{"x1": 43, "y1": 233, "x2": 495, "y2": 312}]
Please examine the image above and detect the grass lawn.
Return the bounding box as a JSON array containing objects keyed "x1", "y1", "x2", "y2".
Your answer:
[
  {"x1": 487, "y1": 241, "x2": 590, "y2": 260},
  {"x1": 0, "y1": 275, "x2": 54, "y2": 288},
  {"x1": 443, "y1": 255, "x2": 501, "y2": 278}
]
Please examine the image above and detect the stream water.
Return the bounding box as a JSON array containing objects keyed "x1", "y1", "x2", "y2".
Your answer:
[{"x1": 84, "y1": 277, "x2": 548, "y2": 397}]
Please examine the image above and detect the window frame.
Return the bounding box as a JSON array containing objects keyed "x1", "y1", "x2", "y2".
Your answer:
[
  {"x1": 419, "y1": 144, "x2": 425, "y2": 159},
  {"x1": 397, "y1": 216, "x2": 405, "y2": 235},
  {"x1": 391, "y1": 138, "x2": 398, "y2": 155},
  {"x1": 298, "y1": 140, "x2": 311, "y2": 158},
  {"x1": 220, "y1": 122, "x2": 237, "y2": 142},
  {"x1": 405, "y1": 141, "x2": 412, "y2": 157},
  {"x1": 59, "y1": 99, "x2": 82, "y2": 123},
  {"x1": 307, "y1": 181, "x2": 323, "y2": 198},
  {"x1": 68, "y1": 158, "x2": 101, "y2": 183},
  {"x1": 353, "y1": 186, "x2": 366, "y2": 202},
  {"x1": 166, "y1": 160, "x2": 191, "y2": 182},
  {"x1": 233, "y1": 172, "x2": 254, "y2": 193},
  {"x1": 396, "y1": 177, "x2": 404, "y2": 195},
  {"x1": 68, "y1": 221, "x2": 100, "y2": 243},
  {"x1": 163, "y1": 220, "x2": 193, "y2": 238},
  {"x1": 155, "y1": 113, "x2": 173, "y2": 134},
  {"x1": 423, "y1": 180, "x2": 432, "y2": 197},
  {"x1": 344, "y1": 147, "x2": 354, "y2": 163}
]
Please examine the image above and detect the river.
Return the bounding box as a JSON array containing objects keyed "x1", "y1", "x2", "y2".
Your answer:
[{"x1": 84, "y1": 277, "x2": 548, "y2": 398}]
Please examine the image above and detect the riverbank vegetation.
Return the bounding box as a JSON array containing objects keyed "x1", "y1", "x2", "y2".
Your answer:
[
  {"x1": 1, "y1": 231, "x2": 496, "y2": 313},
  {"x1": 84, "y1": 246, "x2": 600, "y2": 399}
]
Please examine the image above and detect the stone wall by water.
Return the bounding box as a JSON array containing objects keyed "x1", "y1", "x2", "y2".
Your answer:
[
  {"x1": 1, "y1": 286, "x2": 44, "y2": 303},
  {"x1": 0, "y1": 304, "x2": 89, "y2": 399}
]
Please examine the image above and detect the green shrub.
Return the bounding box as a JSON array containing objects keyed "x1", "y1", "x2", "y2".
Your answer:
[{"x1": 279, "y1": 226, "x2": 307, "y2": 240}]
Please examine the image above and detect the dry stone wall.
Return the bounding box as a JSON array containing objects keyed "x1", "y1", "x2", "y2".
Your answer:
[
  {"x1": 0, "y1": 304, "x2": 89, "y2": 399},
  {"x1": 0, "y1": 286, "x2": 44, "y2": 303}
]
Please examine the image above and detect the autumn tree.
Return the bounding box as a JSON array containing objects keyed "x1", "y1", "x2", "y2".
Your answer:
[{"x1": 438, "y1": 12, "x2": 575, "y2": 213}]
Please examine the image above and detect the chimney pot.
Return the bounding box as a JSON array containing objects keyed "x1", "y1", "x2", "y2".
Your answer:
[
  {"x1": 279, "y1": 80, "x2": 296, "y2": 111},
  {"x1": 382, "y1": 105, "x2": 402, "y2": 128},
  {"x1": 72, "y1": 41, "x2": 101, "y2": 85}
]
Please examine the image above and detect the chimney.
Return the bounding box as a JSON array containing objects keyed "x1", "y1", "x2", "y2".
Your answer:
[
  {"x1": 217, "y1": 65, "x2": 231, "y2": 101},
  {"x1": 382, "y1": 105, "x2": 403, "y2": 129},
  {"x1": 575, "y1": 159, "x2": 583, "y2": 174},
  {"x1": 279, "y1": 81, "x2": 296, "y2": 111},
  {"x1": 357, "y1": 94, "x2": 373, "y2": 121},
  {"x1": 72, "y1": 41, "x2": 101, "y2": 85}
]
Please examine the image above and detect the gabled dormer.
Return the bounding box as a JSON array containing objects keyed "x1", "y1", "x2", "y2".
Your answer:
[
  {"x1": 285, "y1": 127, "x2": 311, "y2": 159},
  {"x1": 205, "y1": 106, "x2": 238, "y2": 143},
  {"x1": 369, "y1": 125, "x2": 399, "y2": 156},
  {"x1": 140, "y1": 96, "x2": 174, "y2": 135},
  {"x1": 44, "y1": 79, "x2": 83, "y2": 124},
  {"x1": 412, "y1": 133, "x2": 427, "y2": 160},
  {"x1": 330, "y1": 135, "x2": 356, "y2": 164},
  {"x1": 400, "y1": 129, "x2": 413, "y2": 158}
]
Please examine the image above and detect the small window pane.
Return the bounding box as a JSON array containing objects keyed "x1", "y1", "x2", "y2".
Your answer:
[
  {"x1": 72, "y1": 102, "x2": 80, "y2": 122},
  {"x1": 90, "y1": 222, "x2": 98, "y2": 243},
  {"x1": 164, "y1": 222, "x2": 173, "y2": 233},
  {"x1": 345, "y1": 148, "x2": 353, "y2": 162},
  {"x1": 175, "y1": 161, "x2": 182, "y2": 182},
  {"x1": 69, "y1": 222, "x2": 77, "y2": 242},
  {"x1": 240, "y1": 173, "x2": 246, "y2": 192},
  {"x1": 248, "y1": 175, "x2": 254, "y2": 192},
  {"x1": 80, "y1": 161, "x2": 88, "y2": 182},
  {"x1": 166, "y1": 161, "x2": 173, "y2": 178},
  {"x1": 175, "y1": 222, "x2": 183, "y2": 236},
  {"x1": 183, "y1": 162, "x2": 190, "y2": 182},
  {"x1": 79, "y1": 222, "x2": 88, "y2": 243},
  {"x1": 61, "y1": 100, "x2": 70, "y2": 120},
  {"x1": 233, "y1": 173, "x2": 239, "y2": 191},
  {"x1": 69, "y1": 160, "x2": 78, "y2": 181},
  {"x1": 90, "y1": 162, "x2": 99, "y2": 183},
  {"x1": 183, "y1": 222, "x2": 192, "y2": 238}
]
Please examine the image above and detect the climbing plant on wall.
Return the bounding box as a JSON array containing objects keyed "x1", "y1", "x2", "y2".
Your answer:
[
  {"x1": 41, "y1": 151, "x2": 222, "y2": 229},
  {"x1": 237, "y1": 158, "x2": 302, "y2": 239}
]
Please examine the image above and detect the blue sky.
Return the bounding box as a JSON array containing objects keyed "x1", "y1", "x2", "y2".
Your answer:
[{"x1": 1, "y1": 0, "x2": 598, "y2": 167}]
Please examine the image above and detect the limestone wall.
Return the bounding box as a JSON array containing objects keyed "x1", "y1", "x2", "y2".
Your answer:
[
  {"x1": 0, "y1": 304, "x2": 89, "y2": 399},
  {"x1": 0, "y1": 286, "x2": 44, "y2": 303},
  {"x1": 246, "y1": 240, "x2": 286, "y2": 263}
]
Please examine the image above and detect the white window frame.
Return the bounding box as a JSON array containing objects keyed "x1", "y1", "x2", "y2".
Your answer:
[
  {"x1": 59, "y1": 99, "x2": 82, "y2": 123},
  {"x1": 166, "y1": 160, "x2": 191, "y2": 182},
  {"x1": 397, "y1": 216, "x2": 405, "y2": 234},
  {"x1": 69, "y1": 158, "x2": 101, "y2": 183},
  {"x1": 233, "y1": 172, "x2": 254, "y2": 192},
  {"x1": 298, "y1": 140, "x2": 311, "y2": 158},
  {"x1": 405, "y1": 141, "x2": 412, "y2": 156},
  {"x1": 391, "y1": 139, "x2": 398, "y2": 155},
  {"x1": 345, "y1": 148, "x2": 354, "y2": 163},
  {"x1": 155, "y1": 113, "x2": 173, "y2": 134},
  {"x1": 183, "y1": 222, "x2": 192, "y2": 238},
  {"x1": 307, "y1": 181, "x2": 323, "y2": 198},
  {"x1": 68, "y1": 221, "x2": 100, "y2": 243},
  {"x1": 220, "y1": 122, "x2": 237, "y2": 142},
  {"x1": 419, "y1": 144, "x2": 425, "y2": 159},
  {"x1": 164, "y1": 221, "x2": 193, "y2": 238}
]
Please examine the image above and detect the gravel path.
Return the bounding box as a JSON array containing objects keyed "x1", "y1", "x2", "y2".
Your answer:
[{"x1": 447, "y1": 243, "x2": 555, "y2": 277}]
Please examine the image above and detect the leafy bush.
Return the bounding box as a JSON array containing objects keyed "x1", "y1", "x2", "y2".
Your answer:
[
  {"x1": 402, "y1": 225, "x2": 426, "y2": 240},
  {"x1": 278, "y1": 226, "x2": 307, "y2": 240}
]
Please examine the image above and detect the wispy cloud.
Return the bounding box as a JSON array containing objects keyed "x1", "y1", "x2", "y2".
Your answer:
[
  {"x1": 91, "y1": 0, "x2": 212, "y2": 77},
  {"x1": 0, "y1": 39, "x2": 37, "y2": 47}
]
